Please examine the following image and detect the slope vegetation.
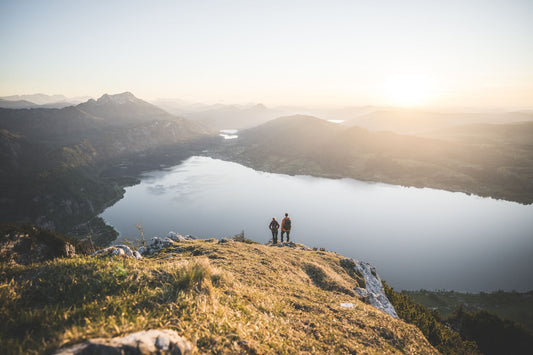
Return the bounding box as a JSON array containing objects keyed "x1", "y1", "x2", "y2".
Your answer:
[{"x1": 1, "y1": 238, "x2": 442, "y2": 354}]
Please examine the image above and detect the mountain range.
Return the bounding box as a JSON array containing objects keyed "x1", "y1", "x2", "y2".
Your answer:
[
  {"x1": 0, "y1": 92, "x2": 211, "y2": 163},
  {"x1": 0, "y1": 94, "x2": 91, "y2": 109},
  {"x1": 151, "y1": 98, "x2": 290, "y2": 130},
  {"x1": 0, "y1": 92, "x2": 215, "y2": 242},
  {"x1": 2, "y1": 91, "x2": 532, "y2": 243}
]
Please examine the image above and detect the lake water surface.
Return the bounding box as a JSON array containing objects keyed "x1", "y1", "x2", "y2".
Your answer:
[{"x1": 100, "y1": 156, "x2": 533, "y2": 292}]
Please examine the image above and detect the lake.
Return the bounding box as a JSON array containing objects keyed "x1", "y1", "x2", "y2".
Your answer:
[{"x1": 100, "y1": 156, "x2": 533, "y2": 292}]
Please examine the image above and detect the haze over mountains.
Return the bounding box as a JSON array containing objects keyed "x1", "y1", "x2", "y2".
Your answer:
[
  {"x1": 220, "y1": 115, "x2": 533, "y2": 204},
  {"x1": 341, "y1": 108, "x2": 533, "y2": 135},
  {"x1": 0, "y1": 94, "x2": 91, "y2": 109},
  {"x1": 151, "y1": 98, "x2": 288, "y2": 130},
  {"x1": 4, "y1": 92, "x2": 533, "y2": 133},
  {"x1": 1, "y1": 91, "x2": 533, "y2": 244}
]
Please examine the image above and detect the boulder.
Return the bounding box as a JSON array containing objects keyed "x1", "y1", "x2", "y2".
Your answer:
[
  {"x1": 167, "y1": 231, "x2": 194, "y2": 242},
  {"x1": 138, "y1": 233, "x2": 196, "y2": 256},
  {"x1": 139, "y1": 236, "x2": 175, "y2": 255},
  {"x1": 53, "y1": 329, "x2": 192, "y2": 355},
  {"x1": 92, "y1": 244, "x2": 142, "y2": 260}
]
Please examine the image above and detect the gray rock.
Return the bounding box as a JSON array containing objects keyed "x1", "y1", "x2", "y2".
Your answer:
[
  {"x1": 53, "y1": 329, "x2": 192, "y2": 355},
  {"x1": 114, "y1": 244, "x2": 134, "y2": 257},
  {"x1": 167, "y1": 231, "x2": 193, "y2": 242},
  {"x1": 342, "y1": 258, "x2": 398, "y2": 318},
  {"x1": 113, "y1": 248, "x2": 125, "y2": 257},
  {"x1": 277, "y1": 242, "x2": 297, "y2": 248},
  {"x1": 138, "y1": 232, "x2": 195, "y2": 256},
  {"x1": 92, "y1": 244, "x2": 142, "y2": 260},
  {"x1": 138, "y1": 236, "x2": 178, "y2": 255}
]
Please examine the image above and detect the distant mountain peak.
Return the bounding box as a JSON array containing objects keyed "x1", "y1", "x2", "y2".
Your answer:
[{"x1": 96, "y1": 92, "x2": 142, "y2": 105}]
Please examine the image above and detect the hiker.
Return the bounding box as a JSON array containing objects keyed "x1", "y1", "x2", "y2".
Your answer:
[
  {"x1": 269, "y1": 217, "x2": 280, "y2": 244},
  {"x1": 281, "y1": 213, "x2": 292, "y2": 243}
]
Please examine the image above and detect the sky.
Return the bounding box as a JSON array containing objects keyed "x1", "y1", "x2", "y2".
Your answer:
[{"x1": 1, "y1": 0, "x2": 532, "y2": 109}]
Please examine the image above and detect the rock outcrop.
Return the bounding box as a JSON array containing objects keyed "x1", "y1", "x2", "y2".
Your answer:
[
  {"x1": 138, "y1": 232, "x2": 194, "y2": 256},
  {"x1": 53, "y1": 329, "x2": 192, "y2": 355},
  {"x1": 354, "y1": 260, "x2": 398, "y2": 318},
  {"x1": 91, "y1": 232, "x2": 196, "y2": 259},
  {"x1": 341, "y1": 258, "x2": 398, "y2": 318},
  {"x1": 92, "y1": 244, "x2": 142, "y2": 260}
]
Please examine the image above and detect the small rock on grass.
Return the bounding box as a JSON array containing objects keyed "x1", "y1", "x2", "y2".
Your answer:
[{"x1": 53, "y1": 329, "x2": 192, "y2": 355}]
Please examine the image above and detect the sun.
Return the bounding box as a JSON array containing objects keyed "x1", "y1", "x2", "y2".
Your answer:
[{"x1": 384, "y1": 75, "x2": 433, "y2": 107}]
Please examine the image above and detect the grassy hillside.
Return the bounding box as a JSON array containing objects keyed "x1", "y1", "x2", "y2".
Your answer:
[{"x1": 1, "y1": 238, "x2": 445, "y2": 354}]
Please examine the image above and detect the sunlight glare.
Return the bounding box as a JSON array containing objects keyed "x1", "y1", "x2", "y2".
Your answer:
[{"x1": 384, "y1": 75, "x2": 433, "y2": 107}]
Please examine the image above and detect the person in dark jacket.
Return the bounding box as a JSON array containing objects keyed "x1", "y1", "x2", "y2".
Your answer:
[
  {"x1": 269, "y1": 217, "x2": 280, "y2": 244},
  {"x1": 281, "y1": 213, "x2": 292, "y2": 243}
]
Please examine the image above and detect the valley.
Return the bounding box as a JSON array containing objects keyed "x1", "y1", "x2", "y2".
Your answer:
[{"x1": 2, "y1": 92, "x2": 532, "y2": 249}]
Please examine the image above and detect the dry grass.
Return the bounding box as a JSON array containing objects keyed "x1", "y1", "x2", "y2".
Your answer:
[{"x1": 0, "y1": 239, "x2": 438, "y2": 354}]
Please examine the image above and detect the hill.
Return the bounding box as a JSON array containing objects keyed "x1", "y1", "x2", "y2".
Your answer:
[
  {"x1": 403, "y1": 289, "x2": 533, "y2": 332},
  {"x1": 77, "y1": 92, "x2": 177, "y2": 127},
  {"x1": 397, "y1": 290, "x2": 533, "y2": 355},
  {"x1": 0, "y1": 99, "x2": 40, "y2": 109},
  {"x1": 0, "y1": 233, "x2": 479, "y2": 354},
  {"x1": 218, "y1": 115, "x2": 533, "y2": 204},
  {"x1": 0, "y1": 93, "x2": 216, "y2": 243}
]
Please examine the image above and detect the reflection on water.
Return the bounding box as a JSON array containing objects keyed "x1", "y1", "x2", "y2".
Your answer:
[
  {"x1": 100, "y1": 156, "x2": 533, "y2": 291},
  {"x1": 219, "y1": 129, "x2": 239, "y2": 140}
]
